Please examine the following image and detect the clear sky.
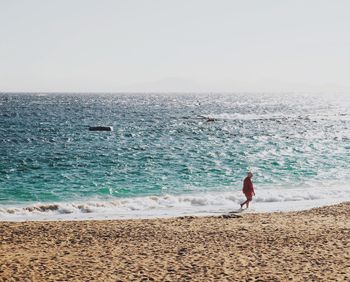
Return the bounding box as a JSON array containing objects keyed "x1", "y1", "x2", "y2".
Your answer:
[{"x1": 1, "y1": 0, "x2": 349, "y2": 93}]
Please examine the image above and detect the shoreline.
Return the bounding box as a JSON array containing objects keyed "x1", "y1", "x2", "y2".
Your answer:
[
  {"x1": 1, "y1": 198, "x2": 349, "y2": 223},
  {"x1": 1, "y1": 202, "x2": 349, "y2": 281},
  {"x1": 2, "y1": 185, "x2": 350, "y2": 222}
]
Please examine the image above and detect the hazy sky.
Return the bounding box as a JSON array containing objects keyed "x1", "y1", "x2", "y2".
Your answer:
[{"x1": 1, "y1": 0, "x2": 349, "y2": 93}]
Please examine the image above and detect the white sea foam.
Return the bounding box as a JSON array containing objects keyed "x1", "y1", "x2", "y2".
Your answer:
[
  {"x1": 1, "y1": 182, "x2": 350, "y2": 221},
  {"x1": 206, "y1": 111, "x2": 350, "y2": 122},
  {"x1": 205, "y1": 113, "x2": 287, "y2": 121}
]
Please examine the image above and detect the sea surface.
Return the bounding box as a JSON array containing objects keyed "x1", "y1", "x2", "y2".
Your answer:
[{"x1": 0, "y1": 93, "x2": 350, "y2": 220}]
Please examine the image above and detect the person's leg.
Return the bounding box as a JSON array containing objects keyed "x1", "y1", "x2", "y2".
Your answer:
[
  {"x1": 245, "y1": 197, "x2": 252, "y2": 208},
  {"x1": 240, "y1": 196, "x2": 251, "y2": 208},
  {"x1": 240, "y1": 200, "x2": 247, "y2": 208}
]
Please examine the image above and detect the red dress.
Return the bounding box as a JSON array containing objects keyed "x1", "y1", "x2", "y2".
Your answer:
[{"x1": 242, "y1": 177, "x2": 254, "y2": 198}]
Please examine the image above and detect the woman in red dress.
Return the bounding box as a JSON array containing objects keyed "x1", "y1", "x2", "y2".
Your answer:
[{"x1": 240, "y1": 172, "x2": 255, "y2": 209}]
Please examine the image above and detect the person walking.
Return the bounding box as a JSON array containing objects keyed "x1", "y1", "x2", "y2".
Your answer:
[{"x1": 240, "y1": 172, "x2": 255, "y2": 209}]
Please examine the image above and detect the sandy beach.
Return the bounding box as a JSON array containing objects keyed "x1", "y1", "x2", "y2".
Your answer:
[{"x1": 1, "y1": 203, "x2": 349, "y2": 281}]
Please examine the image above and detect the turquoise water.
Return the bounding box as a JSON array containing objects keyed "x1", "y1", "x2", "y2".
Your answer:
[{"x1": 0, "y1": 93, "x2": 350, "y2": 219}]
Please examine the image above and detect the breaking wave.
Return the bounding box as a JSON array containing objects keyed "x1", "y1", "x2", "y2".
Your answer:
[{"x1": 1, "y1": 183, "x2": 350, "y2": 221}]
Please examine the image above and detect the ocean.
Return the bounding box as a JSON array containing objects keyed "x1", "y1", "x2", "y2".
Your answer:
[{"x1": 0, "y1": 93, "x2": 349, "y2": 221}]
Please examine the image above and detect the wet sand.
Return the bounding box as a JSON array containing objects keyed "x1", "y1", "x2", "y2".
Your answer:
[{"x1": 1, "y1": 202, "x2": 349, "y2": 281}]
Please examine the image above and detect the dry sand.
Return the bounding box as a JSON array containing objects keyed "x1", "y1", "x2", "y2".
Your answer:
[{"x1": 1, "y1": 203, "x2": 350, "y2": 281}]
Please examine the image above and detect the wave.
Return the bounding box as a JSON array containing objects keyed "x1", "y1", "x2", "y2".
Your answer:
[
  {"x1": 204, "y1": 113, "x2": 289, "y2": 121},
  {"x1": 203, "y1": 112, "x2": 350, "y2": 121},
  {"x1": 1, "y1": 183, "x2": 350, "y2": 221}
]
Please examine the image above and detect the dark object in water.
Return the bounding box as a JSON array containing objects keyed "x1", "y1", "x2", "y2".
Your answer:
[
  {"x1": 89, "y1": 126, "x2": 113, "y2": 131},
  {"x1": 198, "y1": 115, "x2": 216, "y2": 122}
]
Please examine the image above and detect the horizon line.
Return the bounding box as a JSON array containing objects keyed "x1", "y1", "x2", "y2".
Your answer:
[{"x1": 0, "y1": 90, "x2": 347, "y2": 95}]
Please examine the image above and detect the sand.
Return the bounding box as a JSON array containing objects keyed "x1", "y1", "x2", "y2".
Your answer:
[{"x1": 1, "y1": 203, "x2": 349, "y2": 281}]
